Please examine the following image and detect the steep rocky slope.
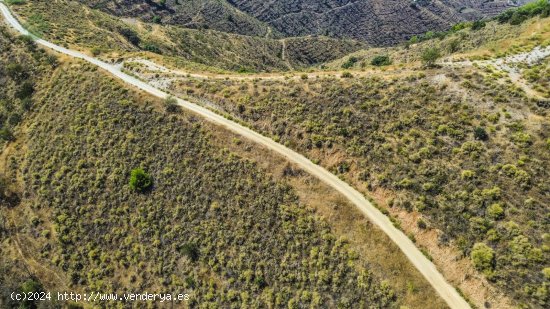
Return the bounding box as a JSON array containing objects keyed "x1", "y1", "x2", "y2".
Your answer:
[
  {"x1": 79, "y1": 0, "x2": 274, "y2": 37},
  {"x1": 228, "y1": 0, "x2": 532, "y2": 45},
  {"x1": 79, "y1": 0, "x2": 533, "y2": 45}
]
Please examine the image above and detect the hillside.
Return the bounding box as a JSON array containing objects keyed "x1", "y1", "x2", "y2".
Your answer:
[
  {"x1": 2, "y1": 0, "x2": 549, "y2": 308},
  {"x1": 7, "y1": 0, "x2": 366, "y2": 72},
  {"x1": 79, "y1": 0, "x2": 532, "y2": 45},
  {"x1": 171, "y1": 67, "x2": 549, "y2": 308},
  {"x1": 326, "y1": 1, "x2": 550, "y2": 72},
  {"x1": 152, "y1": 11, "x2": 549, "y2": 309},
  {"x1": 79, "y1": 0, "x2": 275, "y2": 38},
  {"x1": 0, "y1": 23, "x2": 449, "y2": 308},
  {"x1": 229, "y1": 0, "x2": 533, "y2": 45}
]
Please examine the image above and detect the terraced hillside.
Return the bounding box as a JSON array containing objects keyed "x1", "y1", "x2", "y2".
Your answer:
[
  {"x1": 80, "y1": 0, "x2": 532, "y2": 45},
  {"x1": 79, "y1": 0, "x2": 273, "y2": 37}
]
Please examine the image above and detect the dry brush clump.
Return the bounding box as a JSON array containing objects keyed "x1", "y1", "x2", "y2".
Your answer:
[{"x1": 522, "y1": 57, "x2": 550, "y2": 98}]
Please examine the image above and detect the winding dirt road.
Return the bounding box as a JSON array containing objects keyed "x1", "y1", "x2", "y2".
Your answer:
[{"x1": 0, "y1": 2, "x2": 471, "y2": 308}]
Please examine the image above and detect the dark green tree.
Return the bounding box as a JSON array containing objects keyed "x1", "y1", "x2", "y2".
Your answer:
[
  {"x1": 179, "y1": 243, "x2": 199, "y2": 261},
  {"x1": 371, "y1": 55, "x2": 391, "y2": 66},
  {"x1": 20, "y1": 279, "x2": 43, "y2": 309},
  {"x1": 15, "y1": 81, "x2": 34, "y2": 99},
  {"x1": 0, "y1": 128, "x2": 15, "y2": 142},
  {"x1": 341, "y1": 56, "x2": 358, "y2": 69},
  {"x1": 129, "y1": 168, "x2": 153, "y2": 192},
  {"x1": 474, "y1": 127, "x2": 489, "y2": 141}
]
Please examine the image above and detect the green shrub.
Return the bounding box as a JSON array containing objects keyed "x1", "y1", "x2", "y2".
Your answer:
[
  {"x1": 371, "y1": 55, "x2": 392, "y2": 66},
  {"x1": 498, "y1": 10, "x2": 514, "y2": 23},
  {"x1": 451, "y1": 22, "x2": 469, "y2": 32},
  {"x1": 341, "y1": 72, "x2": 353, "y2": 78},
  {"x1": 471, "y1": 20, "x2": 486, "y2": 30},
  {"x1": 487, "y1": 203, "x2": 505, "y2": 220},
  {"x1": 341, "y1": 56, "x2": 358, "y2": 69},
  {"x1": 129, "y1": 168, "x2": 153, "y2": 192},
  {"x1": 19, "y1": 279, "x2": 43, "y2": 308},
  {"x1": 0, "y1": 128, "x2": 15, "y2": 142},
  {"x1": 118, "y1": 27, "x2": 140, "y2": 46},
  {"x1": 15, "y1": 81, "x2": 34, "y2": 99},
  {"x1": 421, "y1": 47, "x2": 441, "y2": 67},
  {"x1": 447, "y1": 39, "x2": 460, "y2": 53},
  {"x1": 6, "y1": 63, "x2": 27, "y2": 81},
  {"x1": 9, "y1": 114, "x2": 22, "y2": 126},
  {"x1": 471, "y1": 243, "x2": 495, "y2": 275},
  {"x1": 510, "y1": 12, "x2": 528, "y2": 25},
  {"x1": 512, "y1": 132, "x2": 532, "y2": 147},
  {"x1": 417, "y1": 219, "x2": 427, "y2": 229},
  {"x1": 18, "y1": 35, "x2": 36, "y2": 47},
  {"x1": 179, "y1": 243, "x2": 199, "y2": 262},
  {"x1": 20, "y1": 279, "x2": 42, "y2": 293},
  {"x1": 91, "y1": 47, "x2": 101, "y2": 56},
  {"x1": 141, "y1": 43, "x2": 161, "y2": 54},
  {"x1": 474, "y1": 127, "x2": 488, "y2": 141},
  {"x1": 164, "y1": 96, "x2": 180, "y2": 113},
  {"x1": 461, "y1": 170, "x2": 475, "y2": 179},
  {"x1": 237, "y1": 66, "x2": 251, "y2": 73}
]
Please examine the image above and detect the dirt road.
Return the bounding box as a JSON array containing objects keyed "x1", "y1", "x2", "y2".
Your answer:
[{"x1": 0, "y1": 2, "x2": 471, "y2": 308}]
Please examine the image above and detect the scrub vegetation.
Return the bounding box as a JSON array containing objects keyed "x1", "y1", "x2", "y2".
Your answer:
[
  {"x1": 2, "y1": 0, "x2": 550, "y2": 308},
  {"x1": 0, "y1": 25, "x2": 445, "y2": 308},
  {"x1": 170, "y1": 64, "x2": 549, "y2": 307}
]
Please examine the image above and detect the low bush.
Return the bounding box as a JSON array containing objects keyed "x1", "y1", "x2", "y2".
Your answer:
[
  {"x1": 341, "y1": 56, "x2": 359, "y2": 69},
  {"x1": 371, "y1": 55, "x2": 392, "y2": 66},
  {"x1": 164, "y1": 96, "x2": 180, "y2": 113},
  {"x1": 471, "y1": 20, "x2": 486, "y2": 31},
  {"x1": 421, "y1": 47, "x2": 441, "y2": 67},
  {"x1": 341, "y1": 71, "x2": 353, "y2": 78},
  {"x1": 471, "y1": 243, "x2": 495, "y2": 275}
]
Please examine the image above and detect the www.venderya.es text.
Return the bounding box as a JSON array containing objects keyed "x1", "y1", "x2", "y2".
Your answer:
[{"x1": 11, "y1": 291, "x2": 190, "y2": 303}]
